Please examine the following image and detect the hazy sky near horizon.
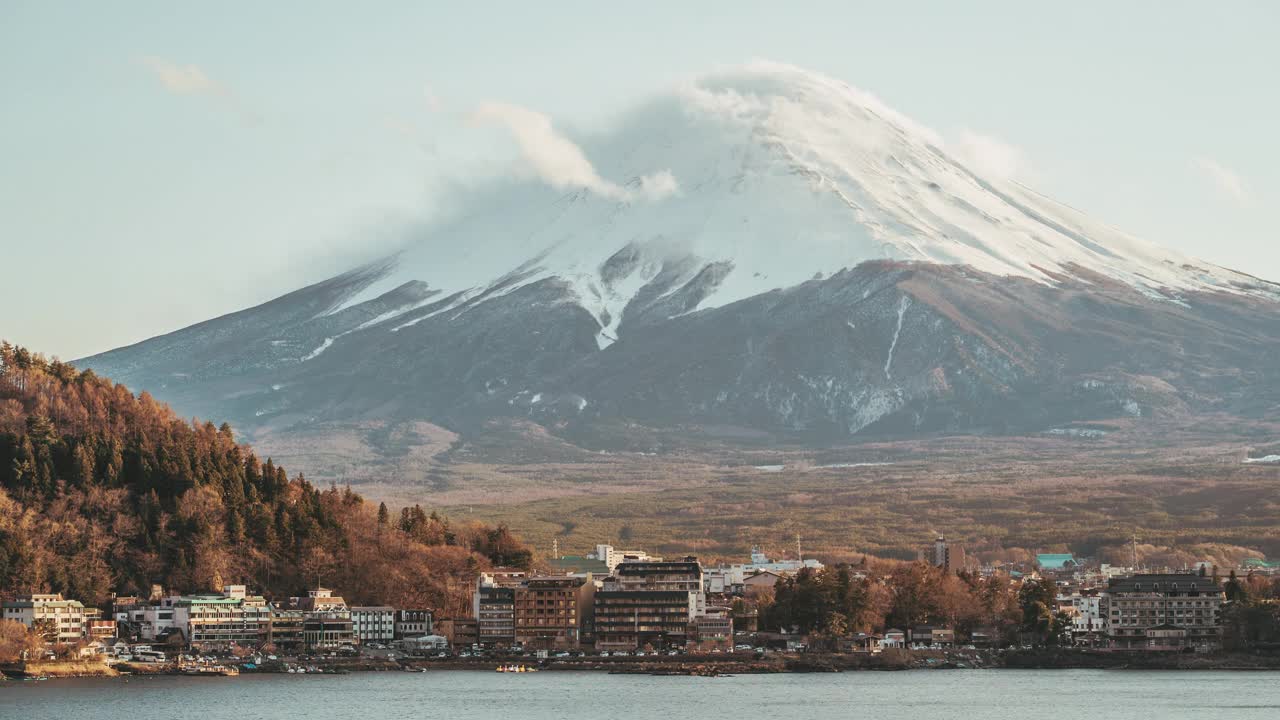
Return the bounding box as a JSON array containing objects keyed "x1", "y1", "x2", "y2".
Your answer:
[{"x1": 3, "y1": 1, "x2": 1278, "y2": 359}]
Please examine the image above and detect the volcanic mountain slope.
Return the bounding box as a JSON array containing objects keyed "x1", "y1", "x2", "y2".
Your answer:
[{"x1": 81, "y1": 62, "x2": 1280, "y2": 477}]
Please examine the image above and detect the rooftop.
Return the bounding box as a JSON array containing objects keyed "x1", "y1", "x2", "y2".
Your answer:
[
  {"x1": 615, "y1": 559, "x2": 702, "y2": 575},
  {"x1": 1036, "y1": 553, "x2": 1077, "y2": 570},
  {"x1": 1107, "y1": 574, "x2": 1222, "y2": 593},
  {"x1": 547, "y1": 556, "x2": 610, "y2": 574}
]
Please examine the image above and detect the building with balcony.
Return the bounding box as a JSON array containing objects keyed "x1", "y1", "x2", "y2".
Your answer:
[
  {"x1": 1102, "y1": 574, "x2": 1223, "y2": 651},
  {"x1": 85, "y1": 610, "x2": 117, "y2": 641},
  {"x1": 267, "y1": 606, "x2": 306, "y2": 649},
  {"x1": 113, "y1": 601, "x2": 175, "y2": 642},
  {"x1": 593, "y1": 590, "x2": 699, "y2": 651},
  {"x1": 434, "y1": 617, "x2": 478, "y2": 648},
  {"x1": 2, "y1": 594, "x2": 89, "y2": 643},
  {"x1": 690, "y1": 610, "x2": 733, "y2": 652},
  {"x1": 592, "y1": 557, "x2": 706, "y2": 650},
  {"x1": 514, "y1": 576, "x2": 594, "y2": 649},
  {"x1": 168, "y1": 586, "x2": 270, "y2": 648},
  {"x1": 273, "y1": 588, "x2": 354, "y2": 650},
  {"x1": 1057, "y1": 591, "x2": 1107, "y2": 644},
  {"x1": 474, "y1": 581, "x2": 516, "y2": 648}
]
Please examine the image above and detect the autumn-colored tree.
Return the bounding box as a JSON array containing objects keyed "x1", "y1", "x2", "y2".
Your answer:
[
  {"x1": 0, "y1": 341, "x2": 530, "y2": 612},
  {"x1": 0, "y1": 619, "x2": 30, "y2": 663},
  {"x1": 885, "y1": 562, "x2": 947, "y2": 629},
  {"x1": 31, "y1": 618, "x2": 58, "y2": 643}
]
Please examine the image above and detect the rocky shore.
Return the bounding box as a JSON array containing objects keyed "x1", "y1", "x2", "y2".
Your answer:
[
  {"x1": 1, "y1": 659, "x2": 120, "y2": 679},
  {"x1": 396, "y1": 649, "x2": 1280, "y2": 675},
  {"x1": 8, "y1": 649, "x2": 1280, "y2": 681}
]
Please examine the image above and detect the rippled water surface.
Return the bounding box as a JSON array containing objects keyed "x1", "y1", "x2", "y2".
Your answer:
[{"x1": 4, "y1": 670, "x2": 1279, "y2": 719}]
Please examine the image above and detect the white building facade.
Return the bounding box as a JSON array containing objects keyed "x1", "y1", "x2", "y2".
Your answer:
[
  {"x1": 351, "y1": 606, "x2": 396, "y2": 643},
  {"x1": 2, "y1": 594, "x2": 88, "y2": 643}
]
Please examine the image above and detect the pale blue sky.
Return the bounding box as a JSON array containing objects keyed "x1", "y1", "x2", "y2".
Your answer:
[{"x1": 2, "y1": 1, "x2": 1276, "y2": 359}]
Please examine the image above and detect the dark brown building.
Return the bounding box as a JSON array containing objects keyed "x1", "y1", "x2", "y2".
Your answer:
[
  {"x1": 474, "y1": 585, "x2": 516, "y2": 648},
  {"x1": 514, "y1": 576, "x2": 595, "y2": 649},
  {"x1": 594, "y1": 590, "x2": 698, "y2": 651}
]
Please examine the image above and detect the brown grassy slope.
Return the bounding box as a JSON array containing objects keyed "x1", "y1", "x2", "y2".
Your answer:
[{"x1": 357, "y1": 417, "x2": 1280, "y2": 565}]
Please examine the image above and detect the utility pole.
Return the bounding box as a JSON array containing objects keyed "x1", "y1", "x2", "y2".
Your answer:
[
  {"x1": 795, "y1": 533, "x2": 803, "y2": 562},
  {"x1": 552, "y1": 538, "x2": 559, "y2": 560},
  {"x1": 1131, "y1": 533, "x2": 1139, "y2": 571}
]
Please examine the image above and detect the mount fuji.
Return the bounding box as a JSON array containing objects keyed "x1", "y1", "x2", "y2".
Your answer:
[{"x1": 81, "y1": 63, "x2": 1280, "y2": 479}]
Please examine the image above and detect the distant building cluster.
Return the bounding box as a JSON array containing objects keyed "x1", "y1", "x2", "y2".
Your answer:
[
  {"x1": 4, "y1": 541, "x2": 1273, "y2": 660},
  {"x1": 105, "y1": 585, "x2": 435, "y2": 652}
]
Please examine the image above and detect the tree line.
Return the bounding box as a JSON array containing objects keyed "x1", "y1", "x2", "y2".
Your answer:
[
  {"x1": 762, "y1": 561, "x2": 1074, "y2": 646},
  {"x1": 0, "y1": 341, "x2": 531, "y2": 613}
]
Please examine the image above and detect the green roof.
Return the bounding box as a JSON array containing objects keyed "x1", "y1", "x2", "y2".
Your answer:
[
  {"x1": 1036, "y1": 554, "x2": 1076, "y2": 570},
  {"x1": 547, "y1": 556, "x2": 609, "y2": 574},
  {"x1": 1243, "y1": 558, "x2": 1280, "y2": 569}
]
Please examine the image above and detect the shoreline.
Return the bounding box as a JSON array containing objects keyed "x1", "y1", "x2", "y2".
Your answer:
[{"x1": 8, "y1": 649, "x2": 1280, "y2": 682}]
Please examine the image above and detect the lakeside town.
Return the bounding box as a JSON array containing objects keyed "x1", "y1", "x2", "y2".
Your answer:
[{"x1": 4, "y1": 537, "x2": 1280, "y2": 679}]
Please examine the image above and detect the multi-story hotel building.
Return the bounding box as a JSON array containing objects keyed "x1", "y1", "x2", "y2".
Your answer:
[
  {"x1": 2, "y1": 594, "x2": 89, "y2": 643},
  {"x1": 514, "y1": 576, "x2": 594, "y2": 649},
  {"x1": 474, "y1": 583, "x2": 516, "y2": 648},
  {"x1": 272, "y1": 587, "x2": 355, "y2": 650},
  {"x1": 594, "y1": 557, "x2": 705, "y2": 650},
  {"x1": 1102, "y1": 574, "x2": 1223, "y2": 651},
  {"x1": 168, "y1": 585, "x2": 270, "y2": 648}
]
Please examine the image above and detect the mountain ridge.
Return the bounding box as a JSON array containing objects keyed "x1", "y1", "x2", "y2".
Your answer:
[{"x1": 78, "y1": 62, "x2": 1280, "y2": 484}]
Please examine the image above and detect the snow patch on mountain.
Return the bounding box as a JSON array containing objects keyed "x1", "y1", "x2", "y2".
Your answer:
[
  {"x1": 884, "y1": 295, "x2": 910, "y2": 380},
  {"x1": 301, "y1": 336, "x2": 336, "y2": 362}
]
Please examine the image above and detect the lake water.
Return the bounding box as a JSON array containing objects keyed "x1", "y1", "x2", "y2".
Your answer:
[{"x1": 4, "y1": 670, "x2": 1279, "y2": 719}]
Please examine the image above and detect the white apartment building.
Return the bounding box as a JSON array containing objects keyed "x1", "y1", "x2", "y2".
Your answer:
[
  {"x1": 589, "y1": 544, "x2": 661, "y2": 573},
  {"x1": 704, "y1": 547, "x2": 824, "y2": 593},
  {"x1": 167, "y1": 586, "x2": 270, "y2": 647},
  {"x1": 2, "y1": 594, "x2": 89, "y2": 643},
  {"x1": 351, "y1": 606, "x2": 396, "y2": 644},
  {"x1": 1056, "y1": 592, "x2": 1107, "y2": 639},
  {"x1": 114, "y1": 603, "x2": 176, "y2": 642}
]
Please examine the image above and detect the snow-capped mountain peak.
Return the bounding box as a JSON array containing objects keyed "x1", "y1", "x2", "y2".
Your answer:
[
  {"x1": 80, "y1": 63, "x2": 1280, "y2": 461},
  {"x1": 326, "y1": 62, "x2": 1272, "y2": 346}
]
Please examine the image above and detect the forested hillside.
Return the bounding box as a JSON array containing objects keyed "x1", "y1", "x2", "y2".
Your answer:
[{"x1": 0, "y1": 342, "x2": 529, "y2": 614}]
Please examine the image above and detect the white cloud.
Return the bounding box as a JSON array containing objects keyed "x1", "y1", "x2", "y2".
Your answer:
[
  {"x1": 470, "y1": 100, "x2": 676, "y2": 202},
  {"x1": 141, "y1": 56, "x2": 221, "y2": 95},
  {"x1": 139, "y1": 56, "x2": 260, "y2": 125},
  {"x1": 1191, "y1": 156, "x2": 1252, "y2": 207},
  {"x1": 638, "y1": 169, "x2": 680, "y2": 201},
  {"x1": 951, "y1": 129, "x2": 1028, "y2": 180}
]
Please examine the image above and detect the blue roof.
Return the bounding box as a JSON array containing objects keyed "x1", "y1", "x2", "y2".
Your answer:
[{"x1": 1037, "y1": 553, "x2": 1076, "y2": 569}]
